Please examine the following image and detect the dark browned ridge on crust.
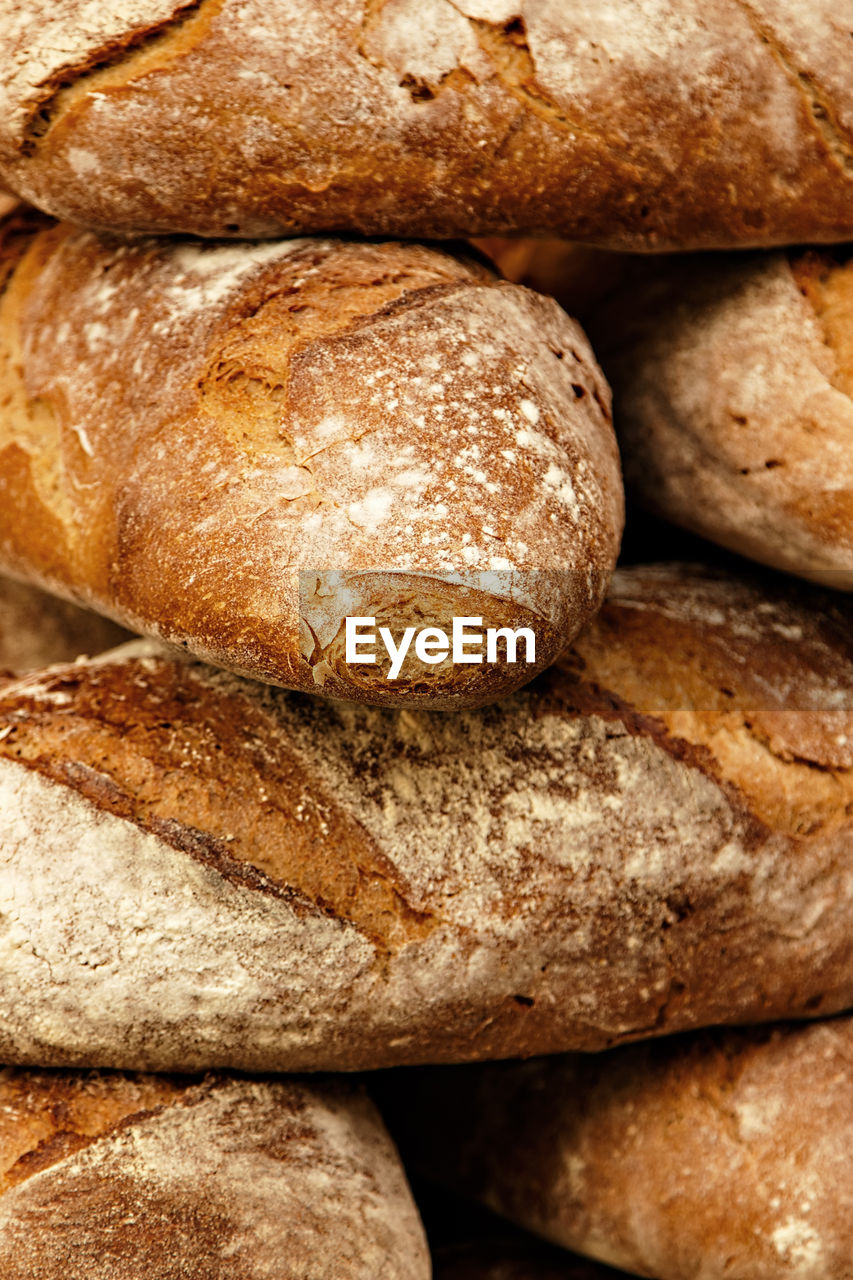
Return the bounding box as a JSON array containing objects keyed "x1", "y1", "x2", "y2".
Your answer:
[{"x1": 0, "y1": 2, "x2": 852, "y2": 246}]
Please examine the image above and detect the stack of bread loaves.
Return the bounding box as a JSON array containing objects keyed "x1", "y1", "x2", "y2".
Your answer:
[{"x1": 0, "y1": 3, "x2": 850, "y2": 1277}]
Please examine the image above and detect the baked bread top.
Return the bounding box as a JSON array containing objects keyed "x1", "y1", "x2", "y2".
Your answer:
[
  {"x1": 0, "y1": 206, "x2": 622, "y2": 706},
  {"x1": 390, "y1": 1016, "x2": 853, "y2": 1279},
  {"x1": 0, "y1": 563, "x2": 849, "y2": 1070},
  {"x1": 0, "y1": 1, "x2": 851, "y2": 247},
  {"x1": 0, "y1": 1070, "x2": 429, "y2": 1279}
]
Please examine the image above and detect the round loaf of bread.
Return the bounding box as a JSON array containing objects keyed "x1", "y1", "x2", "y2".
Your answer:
[
  {"x1": 0, "y1": 206, "x2": 622, "y2": 708},
  {"x1": 1, "y1": 2, "x2": 852, "y2": 249},
  {"x1": 390, "y1": 1016, "x2": 853, "y2": 1279},
  {"x1": 593, "y1": 248, "x2": 853, "y2": 588},
  {"x1": 0, "y1": 562, "x2": 850, "y2": 1070},
  {"x1": 0, "y1": 1070, "x2": 429, "y2": 1279}
]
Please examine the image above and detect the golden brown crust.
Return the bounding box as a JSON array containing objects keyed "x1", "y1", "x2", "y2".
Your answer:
[
  {"x1": 592, "y1": 249, "x2": 853, "y2": 587},
  {"x1": 0, "y1": 1069, "x2": 184, "y2": 1193},
  {"x1": 0, "y1": 208, "x2": 621, "y2": 707},
  {"x1": 0, "y1": 564, "x2": 850, "y2": 1071},
  {"x1": 568, "y1": 563, "x2": 853, "y2": 837},
  {"x1": 1, "y1": 2, "x2": 853, "y2": 248},
  {"x1": 0, "y1": 1072, "x2": 430, "y2": 1279},
  {"x1": 393, "y1": 1017, "x2": 853, "y2": 1279}
]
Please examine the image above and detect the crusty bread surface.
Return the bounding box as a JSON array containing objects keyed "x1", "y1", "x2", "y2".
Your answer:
[
  {"x1": 0, "y1": 206, "x2": 622, "y2": 707},
  {"x1": 0, "y1": 1070, "x2": 430, "y2": 1279},
  {"x1": 0, "y1": 2, "x2": 852, "y2": 248},
  {"x1": 390, "y1": 1016, "x2": 853, "y2": 1279},
  {"x1": 593, "y1": 247, "x2": 853, "y2": 588},
  {"x1": 0, "y1": 563, "x2": 849, "y2": 1071}
]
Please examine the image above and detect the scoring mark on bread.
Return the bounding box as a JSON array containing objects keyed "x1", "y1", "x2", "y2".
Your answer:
[
  {"x1": 198, "y1": 241, "x2": 479, "y2": 462},
  {"x1": 0, "y1": 659, "x2": 438, "y2": 951},
  {"x1": 19, "y1": 0, "x2": 225, "y2": 156},
  {"x1": 730, "y1": 0, "x2": 853, "y2": 176},
  {"x1": 0, "y1": 1067, "x2": 187, "y2": 1194}
]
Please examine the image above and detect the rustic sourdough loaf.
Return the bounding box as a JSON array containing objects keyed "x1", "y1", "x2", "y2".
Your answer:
[
  {"x1": 0, "y1": 206, "x2": 622, "y2": 707},
  {"x1": 592, "y1": 248, "x2": 853, "y2": 588},
  {"x1": 389, "y1": 1016, "x2": 853, "y2": 1280},
  {"x1": 1, "y1": 2, "x2": 852, "y2": 248},
  {"x1": 0, "y1": 563, "x2": 850, "y2": 1071},
  {"x1": 0, "y1": 1069, "x2": 429, "y2": 1279},
  {"x1": 0, "y1": 572, "x2": 130, "y2": 676}
]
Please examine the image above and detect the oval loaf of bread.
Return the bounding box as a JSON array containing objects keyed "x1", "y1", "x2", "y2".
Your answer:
[
  {"x1": 391, "y1": 1017, "x2": 853, "y2": 1279},
  {"x1": 0, "y1": 1070, "x2": 429, "y2": 1279},
  {"x1": 0, "y1": 563, "x2": 850, "y2": 1071},
  {"x1": 0, "y1": 206, "x2": 622, "y2": 708},
  {"x1": 592, "y1": 248, "x2": 853, "y2": 588},
  {"x1": 1, "y1": 2, "x2": 852, "y2": 249}
]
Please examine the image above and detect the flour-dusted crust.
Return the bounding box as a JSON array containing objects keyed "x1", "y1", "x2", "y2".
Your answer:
[
  {"x1": 0, "y1": 572, "x2": 130, "y2": 675},
  {"x1": 594, "y1": 249, "x2": 853, "y2": 588},
  {"x1": 393, "y1": 1017, "x2": 853, "y2": 1279},
  {"x1": 0, "y1": 563, "x2": 850, "y2": 1071},
  {"x1": 0, "y1": 1, "x2": 851, "y2": 247},
  {"x1": 0, "y1": 207, "x2": 622, "y2": 707},
  {"x1": 0, "y1": 1071, "x2": 429, "y2": 1279}
]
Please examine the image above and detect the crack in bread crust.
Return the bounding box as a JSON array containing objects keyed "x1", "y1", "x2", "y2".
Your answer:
[
  {"x1": 19, "y1": 1, "x2": 219, "y2": 155},
  {"x1": 731, "y1": 0, "x2": 853, "y2": 175}
]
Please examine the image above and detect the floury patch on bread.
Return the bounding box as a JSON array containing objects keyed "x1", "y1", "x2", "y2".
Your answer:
[
  {"x1": 0, "y1": 564, "x2": 849, "y2": 1072},
  {"x1": 0, "y1": 2, "x2": 852, "y2": 249},
  {"x1": 0, "y1": 206, "x2": 622, "y2": 708},
  {"x1": 0, "y1": 1070, "x2": 429, "y2": 1280}
]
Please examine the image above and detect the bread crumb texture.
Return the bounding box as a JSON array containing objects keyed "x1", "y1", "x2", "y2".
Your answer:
[
  {"x1": 0, "y1": 208, "x2": 621, "y2": 705},
  {"x1": 0, "y1": 565, "x2": 849, "y2": 1070},
  {"x1": 0, "y1": 1, "x2": 851, "y2": 246},
  {"x1": 0, "y1": 1072, "x2": 429, "y2": 1279}
]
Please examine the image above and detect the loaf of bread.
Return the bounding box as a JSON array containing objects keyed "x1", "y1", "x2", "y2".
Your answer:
[
  {"x1": 389, "y1": 1016, "x2": 853, "y2": 1279},
  {"x1": 0, "y1": 206, "x2": 622, "y2": 707},
  {"x1": 592, "y1": 248, "x2": 853, "y2": 588},
  {"x1": 1, "y1": 2, "x2": 852, "y2": 249},
  {"x1": 0, "y1": 562, "x2": 850, "y2": 1071},
  {"x1": 0, "y1": 572, "x2": 130, "y2": 675},
  {"x1": 0, "y1": 1070, "x2": 429, "y2": 1279}
]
